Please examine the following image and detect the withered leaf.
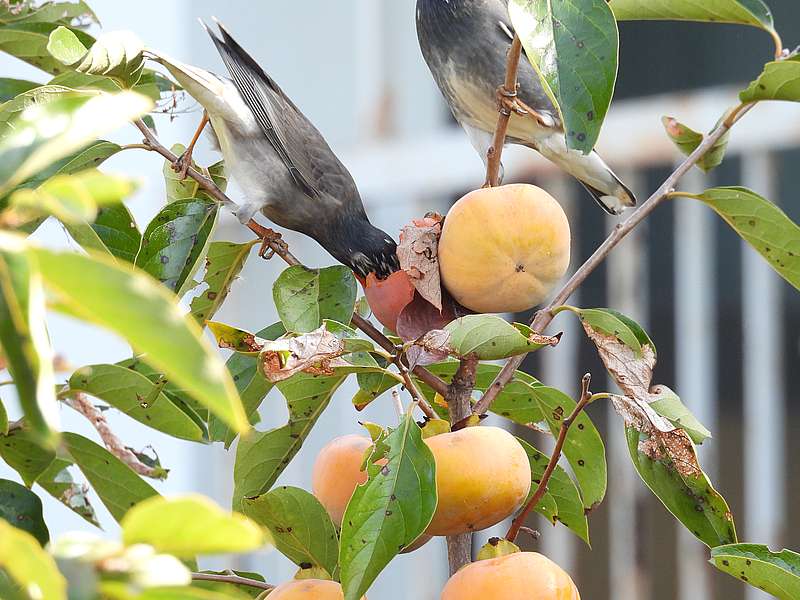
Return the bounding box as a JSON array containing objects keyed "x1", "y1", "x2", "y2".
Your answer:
[
  {"x1": 258, "y1": 326, "x2": 349, "y2": 383},
  {"x1": 397, "y1": 216, "x2": 443, "y2": 311}
]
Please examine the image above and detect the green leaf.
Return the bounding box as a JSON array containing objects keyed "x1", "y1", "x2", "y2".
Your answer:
[
  {"x1": 242, "y1": 486, "x2": 339, "y2": 575},
  {"x1": 0, "y1": 479, "x2": 48, "y2": 545},
  {"x1": 62, "y1": 432, "x2": 159, "y2": 523},
  {"x1": 233, "y1": 374, "x2": 346, "y2": 508},
  {"x1": 662, "y1": 116, "x2": 730, "y2": 173},
  {"x1": 516, "y1": 438, "x2": 589, "y2": 544},
  {"x1": 0, "y1": 78, "x2": 38, "y2": 103},
  {"x1": 136, "y1": 199, "x2": 218, "y2": 294},
  {"x1": 0, "y1": 398, "x2": 6, "y2": 435},
  {"x1": 649, "y1": 384, "x2": 711, "y2": 444},
  {"x1": 609, "y1": 0, "x2": 777, "y2": 32},
  {"x1": 35, "y1": 458, "x2": 99, "y2": 527},
  {"x1": 556, "y1": 306, "x2": 655, "y2": 357},
  {"x1": 0, "y1": 22, "x2": 94, "y2": 75},
  {"x1": 353, "y1": 371, "x2": 399, "y2": 411},
  {"x1": 710, "y1": 544, "x2": 800, "y2": 599},
  {"x1": 48, "y1": 28, "x2": 145, "y2": 88},
  {"x1": 45, "y1": 25, "x2": 86, "y2": 66},
  {"x1": 0, "y1": 428, "x2": 54, "y2": 486},
  {"x1": 190, "y1": 240, "x2": 256, "y2": 323},
  {"x1": 9, "y1": 168, "x2": 137, "y2": 224},
  {"x1": 0, "y1": 519, "x2": 66, "y2": 600},
  {"x1": 529, "y1": 386, "x2": 606, "y2": 509},
  {"x1": 161, "y1": 144, "x2": 227, "y2": 203},
  {"x1": 442, "y1": 315, "x2": 558, "y2": 360},
  {"x1": 0, "y1": 1, "x2": 97, "y2": 27},
  {"x1": 339, "y1": 414, "x2": 437, "y2": 600},
  {"x1": 273, "y1": 265, "x2": 358, "y2": 333},
  {"x1": 0, "y1": 91, "x2": 153, "y2": 195},
  {"x1": 65, "y1": 202, "x2": 141, "y2": 263},
  {"x1": 509, "y1": 0, "x2": 619, "y2": 154},
  {"x1": 121, "y1": 495, "x2": 266, "y2": 557},
  {"x1": 0, "y1": 246, "x2": 58, "y2": 446},
  {"x1": 24, "y1": 241, "x2": 248, "y2": 433},
  {"x1": 0, "y1": 84, "x2": 81, "y2": 130},
  {"x1": 626, "y1": 426, "x2": 736, "y2": 547},
  {"x1": 68, "y1": 364, "x2": 205, "y2": 442},
  {"x1": 741, "y1": 55, "x2": 800, "y2": 102},
  {"x1": 690, "y1": 187, "x2": 800, "y2": 290}
]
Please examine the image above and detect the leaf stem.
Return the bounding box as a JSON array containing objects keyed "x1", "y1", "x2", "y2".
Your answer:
[
  {"x1": 505, "y1": 373, "x2": 593, "y2": 543},
  {"x1": 485, "y1": 35, "x2": 523, "y2": 187},
  {"x1": 129, "y1": 119, "x2": 450, "y2": 400},
  {"x1": 191, "y1": 572, "x2": 274, "y2": 591}
]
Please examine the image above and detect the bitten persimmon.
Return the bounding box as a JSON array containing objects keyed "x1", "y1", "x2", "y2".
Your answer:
[
  {"x1": 425, "y1": 426, "x2": 531, "y2": 536},
  {"x1": 438, "y1": 184, "x2": 570, "y2": 313},
  {"x1": 269, "y1": 579, "x2": 365, "y2": 599},
  {"x1": 440, "y1": 552, "x2": 580, "y2": 600},
  {"x1": 361, "y1": 270, "x2": 415, "y2": 333}
]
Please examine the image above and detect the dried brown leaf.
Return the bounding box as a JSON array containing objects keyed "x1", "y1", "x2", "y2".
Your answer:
[
  {"x1": 398, "y1": 217, "x2": 443, "y2": 311},
  {"x1": 258, "y1": 326, "x2": 348, "y2": 383}
]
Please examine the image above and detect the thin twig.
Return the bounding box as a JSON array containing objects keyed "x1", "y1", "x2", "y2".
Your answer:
[
  {"x1": 191, "y1": 572, "x2": 274, "y2": 592},
  {"x1": 485, "y1": 35, "x2": 523, "y2": 187},
  {"x1": 129, "y1": 119, "x2": 449, "y2": 399},
  {"x1": 506, "y1": 373, "x2": 593, "y2": 543},
  {"x1": 62, "y1": 391, "x2": 166, "y2": 479},
  {"x1": 394, "y1": 357, "x2": 437, "y2": 419},
  {"x1": 472, "y1": 101, "x2": 757, "y2": 417}
]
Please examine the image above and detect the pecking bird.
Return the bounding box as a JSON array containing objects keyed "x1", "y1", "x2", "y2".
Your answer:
[
  {"x1": 146, "y1": 19, "x2": 400, "y2": 279},
  {"x1": 416, "y1": 0, "x2": 636, "y2": 214}
]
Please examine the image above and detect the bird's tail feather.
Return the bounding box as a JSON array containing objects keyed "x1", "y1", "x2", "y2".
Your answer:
[{"x1": 527, "y1": 135, "x2": 636, "y2": 215}]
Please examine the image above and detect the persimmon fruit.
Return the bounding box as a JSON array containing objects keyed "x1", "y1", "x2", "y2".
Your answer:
[
  {"x1": 361, "y1": 270, "x2": 415, "y2": 333},
  {"x1": 440, "y1": 552, "x2": 580, "y2": 600},
  {"x1": 268, "y1": 579, "x2": 365, "y2": 599},
  {"x1": 438, "y1": 184, "x2": 570, "y2": 314}
]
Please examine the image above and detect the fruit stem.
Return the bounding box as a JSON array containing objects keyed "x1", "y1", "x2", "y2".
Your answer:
[{"x1": 505, "y1": 374, "x2": 593, "y2": 543}]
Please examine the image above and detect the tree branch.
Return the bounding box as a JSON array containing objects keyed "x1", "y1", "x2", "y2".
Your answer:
[
  {"x1": 505, "y1": 373, "x2": 593, "y2": 543},
  {"x1": 129, "y1": 119, "x2": 450, "y2": 401},
  {"x1": 445, "y1": 355, "x2": 478, "y2": 574},
  {"x1": 485, "y1": 35, "x2": 523, "y2": 187},
  {"x1": 191, "y1": 572, "x2": 274, "y2": 592},
  {"x1": 472, "y1": 101, "x2": 756, "y2": 417}
]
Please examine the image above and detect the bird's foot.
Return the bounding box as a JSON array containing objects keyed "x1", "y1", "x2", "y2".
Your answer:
[
  {"x1": 171, "y1": 151, "x2": 194, "y2": 180},
  {"x1": 496, "y1": 85, "x2": 552, "y2": 128},
  {"x1": 248, "y1": 221, "x2": 287, "y2": 260}
]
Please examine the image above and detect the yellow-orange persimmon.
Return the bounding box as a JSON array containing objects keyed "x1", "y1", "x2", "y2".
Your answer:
[
  {"x1": 425, "y1": 426, "x2": 531, "y2": 536},
  {"x1": 438, "y1": 184, "x2": 570, "y2": 313},
  {"x1": 269, "y1": 579, "x2": 365, "y2": 599},
  {"x1": 441, "y1": 552, "x2": 580, "y2": 600}
]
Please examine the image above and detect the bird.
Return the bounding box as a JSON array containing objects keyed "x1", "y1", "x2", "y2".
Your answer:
[
  {"x1": 145, "y1": 19, "x2": 400, "y2": 279},
  {"x1": 416, "y1": 0, "x2": 636, "y2": 214}
]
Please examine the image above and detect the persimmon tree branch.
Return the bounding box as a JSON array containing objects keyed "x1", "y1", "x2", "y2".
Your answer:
[
  {"x1": 505, "y1": 373, "x2": 593, "y2": 543},
  {"x1": 471, "y1": 100, "x2": 756, "y2": 417},
  {"x1": 130, "y1": 119, "x2": 449, "y2": 406},
  {"x1": 485, "y1": 35, "x2": 523, "y2": 187},
  {"x1": 191, "y1": 572, "x2": 274, "y2": 592}
]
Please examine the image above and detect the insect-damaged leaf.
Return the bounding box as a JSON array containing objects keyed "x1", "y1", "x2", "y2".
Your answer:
[
  {"x1": 339, "y1": 414, "x2": 436, "y2": 600},
  {"x1": 397, "y1": 215, "x2": 442, "y2": 310}
]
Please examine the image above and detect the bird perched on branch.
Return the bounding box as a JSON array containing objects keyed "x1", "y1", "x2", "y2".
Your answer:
[
  {"x1": 416, "y1": 0, "x2": 636, "y2": 214},
  {"x1": 146, "y1": 20, "x2": 399, "y2": 279}
]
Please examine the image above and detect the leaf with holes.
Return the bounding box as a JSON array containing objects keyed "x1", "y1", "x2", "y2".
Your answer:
[
  {"x1": 68, "y1": 364, "x2": 204, "y2": 442},
  {"x1": 136, "y1": 198, "x2": 218, "y2": 294},
  {"x1": 397, "y1": 216, "x2": 442, "y2": 310},
  {"x1": 233, "y1": 374, "x2": 346, "y2": 509},
  {"x1": 0, "y1": 479, "x2": 48, "y2": 545},
  {"x1": 516, "y1": 438, "x2": 589, "y2": 544},
  {"x1": 273, "y1": 265, "x2": 357, "y2": 333},
  {"x1": 0, "y1": 244, "x2": 58, "y2": 446},
  {"x1": 441, "y1": 315, "x2": 559, "y2": 360},
  {"x1": 35, "y1": 458, "x2": 99, "y2": 527},
  {"x1": 528, "y1": 385, "x2": 606, "y2": 509},
  {"x1": 662, "y1": 116, "x2": 730, "y2": 173},
  {"x1": 509, "y1": 0, "x2": 619, "y2": 154},
  {"x1": 339, "y1": 413, "x2": 437, "y2": 600},
  {"x1": 242, "y1": 486, "x2": 338, "y2": 576},
  {"x1": 0, "y1": 520, "x2": 66, "y2": 600},
  {"x1": 710, "y1": 544, "x2": 800, "y2": 599},
  {"x1": 122, "y1": 495, "x2": 266, "y2": 557},
  {"x1": 0, "y1": 428, "x2": 55, "y2": 486},
  {"x1": 626, "y1": 425, "x2": 736, "y2": 547},
  {"x1": 190, "y1": 240, "x2": 256, "y2": 323},
  {"x1": 691, "y1": 187, "x2": 800, "y2": 290},
  {"x1": 63, "y1": 432, "x2": 159, "y2": 523}
]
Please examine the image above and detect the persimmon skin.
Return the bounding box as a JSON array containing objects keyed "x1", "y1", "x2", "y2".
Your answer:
[
  {"x1": 441, "y1": 552, "x2": 580, "y2": 600},
  {"x1": 269, "y1": 579, "x2": 365, "y2": 599},
  {"x1": 438, "y1": 184, "x2": 570, "y2": 314},
  {"x1": 361, "y1": 270, "x2": 415, "y2": 333},
  {"x1": 424, "y1": 426, "x2": 531, "y2": 536},
  {"x1": 312, "y1": 434, "x2": 372, "y2": 528}
]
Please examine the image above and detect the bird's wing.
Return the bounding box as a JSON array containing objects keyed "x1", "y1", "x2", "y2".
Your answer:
[{"x1": 204, "y1": 20, "x2": 320, "y2": 199}]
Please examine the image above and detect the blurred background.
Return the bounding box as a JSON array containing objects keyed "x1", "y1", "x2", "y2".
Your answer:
[{"x1": 1, "y1": 1, "x2": 798, "y2": 599}]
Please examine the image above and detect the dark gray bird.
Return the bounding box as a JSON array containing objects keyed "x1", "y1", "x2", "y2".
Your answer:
[
  {"x1": 416, "y1": 0, "x2": 636, "y2": 214},
  {"x1": 147, "y1": 20, "x2": 399, "y2": 279}
]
